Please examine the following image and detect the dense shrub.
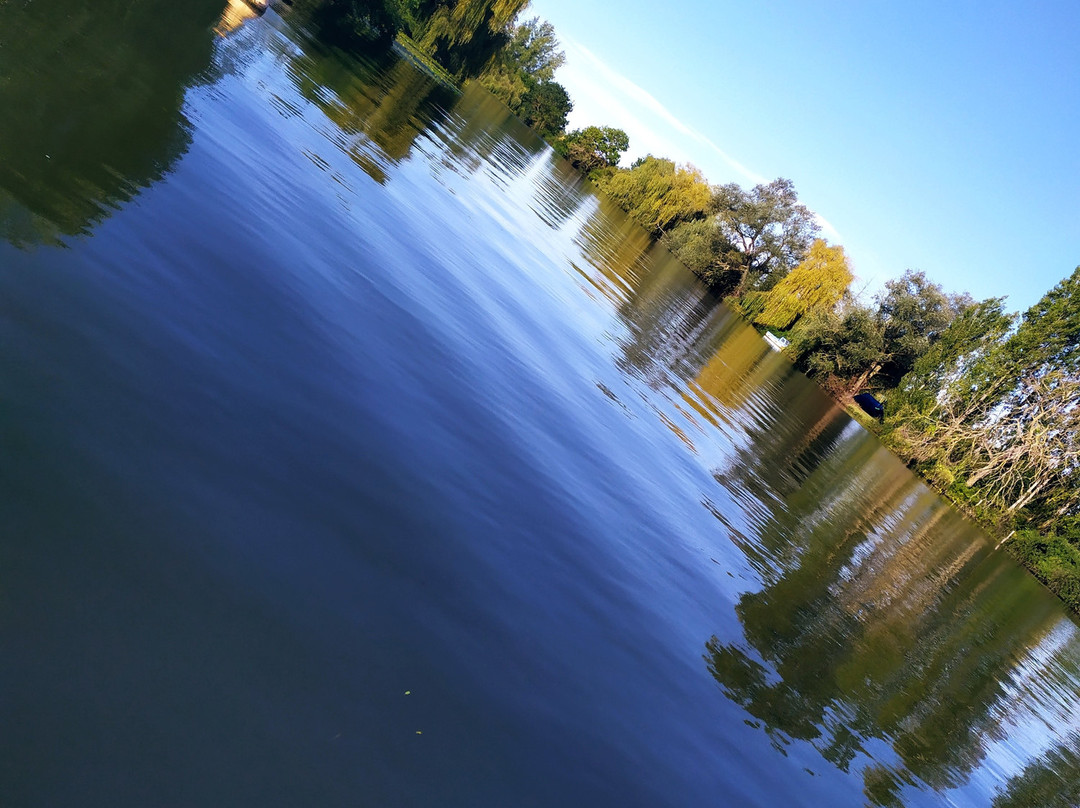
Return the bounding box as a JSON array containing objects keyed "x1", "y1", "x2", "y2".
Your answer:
[{"x1": 1007, "y1": 530, "x2": 1080, "y2": 612}]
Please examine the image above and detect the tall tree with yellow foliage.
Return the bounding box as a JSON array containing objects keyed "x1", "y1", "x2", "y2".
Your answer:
[{"x1": 751, "y1": 239, "x2": 852, "y2": 331}]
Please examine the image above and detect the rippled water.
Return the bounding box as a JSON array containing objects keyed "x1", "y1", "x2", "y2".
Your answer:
[{"x1": 2, "y1": 5, "x2": 1079, "y2": 806}]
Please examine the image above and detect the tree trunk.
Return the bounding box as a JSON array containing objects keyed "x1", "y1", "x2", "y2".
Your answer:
[{"x1": 850, "y1": 364, "x2": 882, "y2": 396}]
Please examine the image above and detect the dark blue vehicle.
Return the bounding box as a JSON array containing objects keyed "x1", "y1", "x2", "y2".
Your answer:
[{"x1": 853, "y1": 392, "x2": 885, "y2": 419}]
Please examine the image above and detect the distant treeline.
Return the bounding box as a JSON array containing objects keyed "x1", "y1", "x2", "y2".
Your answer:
[
  {"x1": 299, "y1": 0, "x2": 1080, "y2": 611},
  {"x1": 295, "y1": 0, "x2": 630, "y2": 167},
  {"x1": 588, "y1": 147, "x2": 1079, "y2": 609}
]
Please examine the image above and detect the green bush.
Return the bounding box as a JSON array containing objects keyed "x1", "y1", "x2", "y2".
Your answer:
[{"x1": 1007, "y1": 530, "x2": 1080, "y2": 612}]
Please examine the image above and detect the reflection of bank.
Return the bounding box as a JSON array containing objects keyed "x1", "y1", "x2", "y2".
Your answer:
[
  {"x1": 562, "y1": 153, "x2": 1080, "y2": 806},
  {"x1": 703, "y1": 427, "x2": 1074, "y2": 806},
  {"x1": 571, "y1": 201, "x2": 732, "y2": 392},
  {"x1": 993, "y1": 729, "x2": 1080, "y2": 807},
  {"x1": 570, "y1": 194, "x2": 832, "y2": 465},
  {"x1": 286, "y1": 44, "x2": 543, "y2": 187},
  {"x1": 0, "y1": 0, "x2": 227, "y2": 246}
]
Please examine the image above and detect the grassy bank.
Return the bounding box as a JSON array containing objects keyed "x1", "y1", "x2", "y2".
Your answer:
[{"x1": 1006, "y1": 530, "x2": 1080, "y2": 608}]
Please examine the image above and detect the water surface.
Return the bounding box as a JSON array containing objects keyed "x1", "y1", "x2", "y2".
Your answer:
[{"x1": 2, "y1": 6, "x2": 1079, "y2": 806}]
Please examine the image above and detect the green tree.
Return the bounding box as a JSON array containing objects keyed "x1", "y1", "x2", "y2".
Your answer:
[
  {"x1": 975, "y1": 265, "x2": 1080, "y2": 395},
  {"x1": 554, "y1": 126, "x2": 629, "y2": 173},
  {"x1": 662, "y1": 219, "x2": 738, "y2": 288},
  {"x1": 1006, "y1": 265, "x2": 1080, "y2": 371},
  {"x1": 503, "y1": 17, "x2": 564, "y2": 82},
  {"x1": 883, "y1": 267, "x2": 1080, "y2": 534},
  {"x1": 518, "y1": 80, "x2": 572, "y2": 138},
  {"x1": 970, "y1": 267, "x2": 1080, "y2": 521},
  {"x1": 886, "y1": 297, "x2": 1014, "y2": 418},
  {"x1": 790, "y1": 301, "x2": 886, "y2": 396},
  {"x1": 874, "y1": 270, "x2": 969, "y2": 389},
  {"x1": 596, "y1": 156, "x2": 711, "y2": 237},
  {"x1": 791, "y1": 271, "x2": 965, "y2": 395},
  {"x1": 712, "y1": 178, "x2": 819, "y2": 293},
  {"x1": 749, "y1": 239, "x2": 853, "y2": 331},
  {"x1": 478, "y1": 16, "x2": 564, "y2": 111}
]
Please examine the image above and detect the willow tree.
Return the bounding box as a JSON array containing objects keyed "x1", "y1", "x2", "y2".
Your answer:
[
  {"x1": 750, "y1": 239, "x2": 852, "y2": 331},
  {"x1": 410, "y1": 0, "x2": 529, "y2": 78},
  {"x1": 596, "y1": 156, "x2": 711, "y2": 237}
]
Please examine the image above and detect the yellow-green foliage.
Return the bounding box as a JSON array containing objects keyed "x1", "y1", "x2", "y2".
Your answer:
[
  {"x1": 753, "y1": 239, "x2": 852, "y2": 330},
  {"x1": 1008, "y1": 530, "x2": 1080, "y2": 612},
  {"x1": 597, "y1": 156, "x2": 711, "y2": 237},
  {"x1": 929, "y1": 461, "x2": 955, "y2": 488},
  {"x1": 394, "y1": 33, "x2": 458, "y2": 84}
]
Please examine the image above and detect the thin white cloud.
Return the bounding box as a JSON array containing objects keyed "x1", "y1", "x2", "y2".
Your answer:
[
  {"x1": 560, "y1": 39, "x2": 767, "y2": 186},
  {"x1": 554, "y1": 39, "x2": 845, "y2": 244},
  {"x1": 814, "y1": 213, "x2": 843, "y2": 244}
]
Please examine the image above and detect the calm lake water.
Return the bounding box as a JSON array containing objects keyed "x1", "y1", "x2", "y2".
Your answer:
[{"x1": 2, "y1": 4, "x2": 1080, "y2": 806}]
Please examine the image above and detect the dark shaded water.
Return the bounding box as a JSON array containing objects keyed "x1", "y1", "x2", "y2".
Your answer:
[{"x1": 2, "y1": 5, "x2": 1079, "y2": 806}]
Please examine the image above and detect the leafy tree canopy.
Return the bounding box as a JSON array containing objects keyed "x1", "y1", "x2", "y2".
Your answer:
[
  {"x1": 478, "y1": 16, "x2": 564, "y2": 111},
  {"x1": 998, "y1": 265, "x2": 1080, "y2": 381},
  {"x1": 790, "y1": 302, "x2": 885, "y2": 396},
  {"x1": 888, "y1": 297, "x2": 1014, "y2": 417},
  {"x1": 712, "y1": 178, "x2": 819, "y2": 292},
  {"x1": 504, "y1": 17, "x2": 564, "y2": 83},
  {"x1": 596, "y1": 156, "x2": 711, "y2": 237},
  {"x1": 519, "y1": 80, "x2": 572, "y2": 138},
  {"x1": 791, "y1": 270, "x2": 967, "y2": 394},
  {"x1": 662, "y1": 219, "x2": 732, "y2": 278},
  {"x1": 749, "y1": 239, "x2": 852, "y2": 331},
  {"x1": 554, "y1": 126, "x2": 629, "y2": 173},
  {"x1": 874, "y1": 270, "x2": 969, "y2": 388}
]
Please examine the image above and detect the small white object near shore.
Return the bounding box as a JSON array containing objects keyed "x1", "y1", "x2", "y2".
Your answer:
[{"x1": 764, "y1": 332, "x2": 789, "y2": 352}]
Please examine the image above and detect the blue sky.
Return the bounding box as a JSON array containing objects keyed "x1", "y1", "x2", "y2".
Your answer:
[{"x1": 528, "y1": 0, "x2": 1079, "y2": 311}]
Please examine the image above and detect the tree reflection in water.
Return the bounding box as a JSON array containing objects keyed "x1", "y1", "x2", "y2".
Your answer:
[
  {"x1": 703, "y1": 435, "x2": 1073, "y2": 805},
  {"x1": 992, "y1": 732, "x2": 1080, "y2": 808},
  {"x1": 0, "y1": 0, "x2": 226, "y2": 245}
]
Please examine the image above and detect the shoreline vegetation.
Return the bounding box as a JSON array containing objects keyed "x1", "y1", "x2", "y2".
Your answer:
[{"x1": 294, "y1": 0, "x2": 1080, "y2": 613}]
